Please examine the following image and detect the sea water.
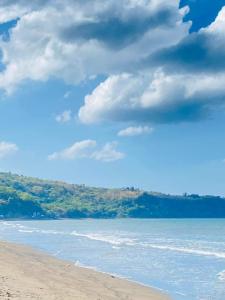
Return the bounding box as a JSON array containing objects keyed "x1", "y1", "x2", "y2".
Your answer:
[{"x1": 0, "y1": 219, "x2": 225, "y2": 300}]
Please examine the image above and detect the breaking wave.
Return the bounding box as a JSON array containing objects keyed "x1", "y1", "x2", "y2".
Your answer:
[
  {"x1": 71, "y1": 231, "x2": 136, "y2": 246},
  {"x1": 2, "y1": 221, "x2": 225, "y2": 260}
]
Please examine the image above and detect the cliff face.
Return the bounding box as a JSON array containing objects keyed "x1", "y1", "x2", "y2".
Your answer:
[{"x1": 0, "y1": 172, "x2": 225, "y2": 219}]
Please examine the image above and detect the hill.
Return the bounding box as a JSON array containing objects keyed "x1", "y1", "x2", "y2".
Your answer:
[{"x1": 0, "y1": 172, "x2": 225, "y2": 219}]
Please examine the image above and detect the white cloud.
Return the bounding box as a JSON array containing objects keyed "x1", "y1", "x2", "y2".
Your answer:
[
  {"x1": 78, "y1": 6, "x2": 225, "y2": 125},
  {"x1": 79, "y1": 73, "x2": 146, "y2": 124},
  {"x1": 55, "y1": 110, "x2": 72, "y2": 123},
  {"x1": 1, "y1": 1, "x2": 225, "y2": 127},
  {"x1": 78, "y1": 68, "x2": 225, "y2": 124},
  {"x1": 0, "y1": 0, "x2": 189, "y2": 93},
  {"x1": 118, "y1": 126, "x2": 153, "y2": 137},
  {"x1": 48, "y1": 140, "x2": 96, "y2": 160},
  {"x1": 0, "y1": 141, "x2": 18, "y2": 158},
  {"x1": 48, "y1": 140, "x2": 124, "y2": 162},
  {"x1": 207, "y1": 6, "x2": 225, "y2": 35},
  {"x1": 92, "y1": 142, "x2": 125, "y2": 162}
]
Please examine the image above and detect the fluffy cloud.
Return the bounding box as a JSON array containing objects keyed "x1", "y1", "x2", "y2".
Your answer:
[
  {"x1": 79, "y1": 8, "x2": 225, "y2": 125},
  {"x1": 79, "y1": 69, "x2": 225, "y2": 124},
  {"x1": 48, "y1": 140, "x2": 124, "y2": 162},
  {"x1": 0, "y1": 0, "x2": 189, "y2": 92},
  {"x1": 48, "y1": 140, "x2": 96, "y2": 160},
  {"x1": 55, "y1": 110, "x2": 71, "y2": 123},
  {"x1": 1, "y1": 1, "x2": 225, "y2": 126},
  {"x1": 118, "y1": 126, "x2": 153, "y2": 137},
  {"x1": 0, "y1": 141, "x2": 18, "y2": 158},
  {"x1": 92, "y1": 142, "x2": 125, "y2": 162},
  {"x1": 180, "y1": 0, "x2": 225, "y2": 32},
  {"x1": 148, "y1": 7, "x2": 225, "y2": 74}
]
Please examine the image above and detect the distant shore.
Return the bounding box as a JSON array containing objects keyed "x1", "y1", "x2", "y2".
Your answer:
[
  {"x1": 0, "y1": 240, "x2": 170, "y2": 300},
  {"x1": 1, "y1": 172, "x2": 225, "y2": 220}
]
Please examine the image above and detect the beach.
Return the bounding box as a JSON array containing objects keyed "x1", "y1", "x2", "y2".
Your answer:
[{"x1": 0, "y1": 241, "x2": 170, "y2": 300}]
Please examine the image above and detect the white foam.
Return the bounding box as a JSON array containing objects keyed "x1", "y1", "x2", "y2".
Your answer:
[
  {"x1": 74, "y1": 260, "x2": 97, "y2": 271},
  {"x1": 112, "y1": 246, "x2": 121, "y2": 250},
  {"x1": 142, "y1": 243, "x2": 225, "y2": 259},
  {"x1": 18, "y1": 229, "x2": 36, "y2": 233},
  {"x1": 218, "y1": 270, "x2": 225, "y2": 281},
  {"x1": 2, "y1": 221, "x2": 225, "y2": 260},
  {"x1": 71, "y1": 231, "x2": 136, "y2": 246},
  {"x1": 70, "y1": 231, "x2": 225, "y2": 259},
  {"x1": 17, "y1": 228, "x2": 66, "y2": 235},
  {"x1": 2, "y1": 221, "x2": 74, "y2": 236},
  {"x1": 1, "y1": 222, "x2": 27, "y2": 229}
]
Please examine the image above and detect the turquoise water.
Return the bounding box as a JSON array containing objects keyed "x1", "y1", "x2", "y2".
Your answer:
[{"x1": 0, "y1": 219, "x2": 225, "y2": 300}]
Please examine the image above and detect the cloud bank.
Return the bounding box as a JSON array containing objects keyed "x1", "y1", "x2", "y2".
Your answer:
[
  {"x1": 0, "y1": 1, "x2": 225, "y2": 126},
  {"x1": 79, "y1": 7, "x2": 225, "y2": 125},
  {"x1": 0, "y1": 0, "x2": 188, "y2": 93}
]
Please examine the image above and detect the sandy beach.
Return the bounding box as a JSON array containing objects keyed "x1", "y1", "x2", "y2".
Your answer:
[{"x1": 0, "y1": 241, "x2": 170, "y2": 300}]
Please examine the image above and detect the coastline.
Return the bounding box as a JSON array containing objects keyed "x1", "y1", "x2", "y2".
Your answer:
[{"x1": 0, "y1": 240, "x2": 171, "y2": 300}]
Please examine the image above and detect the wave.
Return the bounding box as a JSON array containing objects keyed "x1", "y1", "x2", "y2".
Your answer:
[
  {"x1": 0, "y1": 222, "x2": 67, "y2": 235},
  {"x1": 141, "y1": 243, "x2": 225, "y2": 259},
  {"x1": 1, "y1": 222, "x2": 136, "y2": 246},
  {"x1": 71, "y1": 231, "x2": 136, "y2": 246},
  {"x1": 71, "y1": 231, "x2": 225, "y2": 259},
  {"x1": 74, "y1": 260, "x2": 97, "y2": 271},
  {"x1": 2, "y1": 221, "x2": 225, "y2": 260},
  {"x1": 1, "y1": 222, "x2": 28, "y2": 229},
  {"x1": 18, "y1": 229, "x2": 64, "y2": 235},
  {"x1": 18, "y1": 229, "x2": 36, "y2": 233},
  {"x1": 218, "y1": 270, "x2": 225, "y2": 281}
]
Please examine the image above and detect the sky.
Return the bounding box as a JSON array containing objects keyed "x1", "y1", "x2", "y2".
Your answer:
[{"x1": 0, "y1": 0, "x2": 225, "y2": 196}]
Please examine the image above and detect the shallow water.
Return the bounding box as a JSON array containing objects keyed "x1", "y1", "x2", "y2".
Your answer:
[{"x1": 0, "y1": 219, "x2": 225, "y2": 300}]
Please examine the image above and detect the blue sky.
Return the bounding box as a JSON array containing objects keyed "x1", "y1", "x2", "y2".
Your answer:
[{"x1": 0, "y1": 0, "x2": 225, "y2": 195}]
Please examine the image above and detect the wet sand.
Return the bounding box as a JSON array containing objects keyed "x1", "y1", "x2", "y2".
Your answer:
[{"x1": 0, "y1": 241, "x2": 171, "y2": 300}]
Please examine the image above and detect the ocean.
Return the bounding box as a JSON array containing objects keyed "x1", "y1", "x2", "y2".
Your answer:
[{"x1": 0, "y1": 219, "x2": 225, "y2": 300}]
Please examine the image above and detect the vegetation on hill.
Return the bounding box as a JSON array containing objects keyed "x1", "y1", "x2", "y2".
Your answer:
[{"x1": 0, "y1": 172, "x2": 225, "y2": 219}]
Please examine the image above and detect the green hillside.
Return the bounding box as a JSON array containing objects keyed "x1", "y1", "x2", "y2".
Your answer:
[{"x1": 0, "y1": 172, "x2": 225, "y2": 219}]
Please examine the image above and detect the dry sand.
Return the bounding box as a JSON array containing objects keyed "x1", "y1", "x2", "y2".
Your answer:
[{"x1": 0, "y1": 241, "x2": 170, "y2": 300}]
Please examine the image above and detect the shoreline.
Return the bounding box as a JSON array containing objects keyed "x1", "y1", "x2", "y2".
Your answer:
[
  {"x1": 74, "y1": 259, "x2": 168, "y2": 296},
  {"x1": 0, "y1": 240, "x2": 171, "y2": 300}
]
